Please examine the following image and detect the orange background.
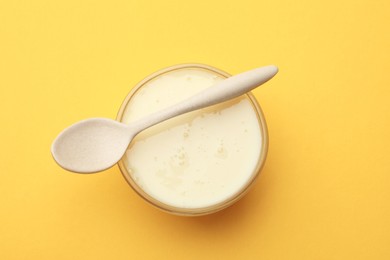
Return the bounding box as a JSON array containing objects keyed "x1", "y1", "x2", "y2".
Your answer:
[{"x1": 1, "y1": 0, "x2": 389, "y2": 259}]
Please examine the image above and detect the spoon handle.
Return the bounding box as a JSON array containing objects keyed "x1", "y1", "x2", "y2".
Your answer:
[{"x1": 129, "y1": 65, "x2": 278, "y2": 134}]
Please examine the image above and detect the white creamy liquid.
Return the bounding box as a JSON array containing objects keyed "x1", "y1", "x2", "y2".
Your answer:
[{"x1": 121, "y1": 68, "x2": 262, "y2": 209}]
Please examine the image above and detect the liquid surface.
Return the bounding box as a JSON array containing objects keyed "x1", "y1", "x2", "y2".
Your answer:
[{"x1": 121, "y1": 68, "x2": 263, "y2": 209}]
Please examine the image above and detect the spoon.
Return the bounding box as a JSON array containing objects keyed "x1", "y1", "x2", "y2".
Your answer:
[{"x1": 51, "y1": 65, "x2": 278, "y2": 173}]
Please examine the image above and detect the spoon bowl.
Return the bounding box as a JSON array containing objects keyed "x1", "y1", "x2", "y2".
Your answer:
[{"x1": 51, "y1": 118, "x2": 133, "y2": 173}]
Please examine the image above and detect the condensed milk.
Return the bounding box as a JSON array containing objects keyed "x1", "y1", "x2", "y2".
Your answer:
[{"x1": 117, "y1": 64, "x2": 268, "y2": 216}]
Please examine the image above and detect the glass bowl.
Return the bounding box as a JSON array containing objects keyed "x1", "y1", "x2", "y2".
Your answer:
[{"x1": 116, "y1": 64, "x2": 268, "y2": 216}]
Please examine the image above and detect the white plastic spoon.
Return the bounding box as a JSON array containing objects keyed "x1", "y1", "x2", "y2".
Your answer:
[{"x1": 51, "y1": 65, "x2": 278, "y2": 173}]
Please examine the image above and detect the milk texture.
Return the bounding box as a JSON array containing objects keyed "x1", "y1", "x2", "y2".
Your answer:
[{"x1": 121, "y1": 68, "x2": 263, "y2": 209}]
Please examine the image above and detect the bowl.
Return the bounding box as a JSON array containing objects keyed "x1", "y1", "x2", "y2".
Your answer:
[{"x1": 116, "y1": 64, "x2": 268, "y2": 216}]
